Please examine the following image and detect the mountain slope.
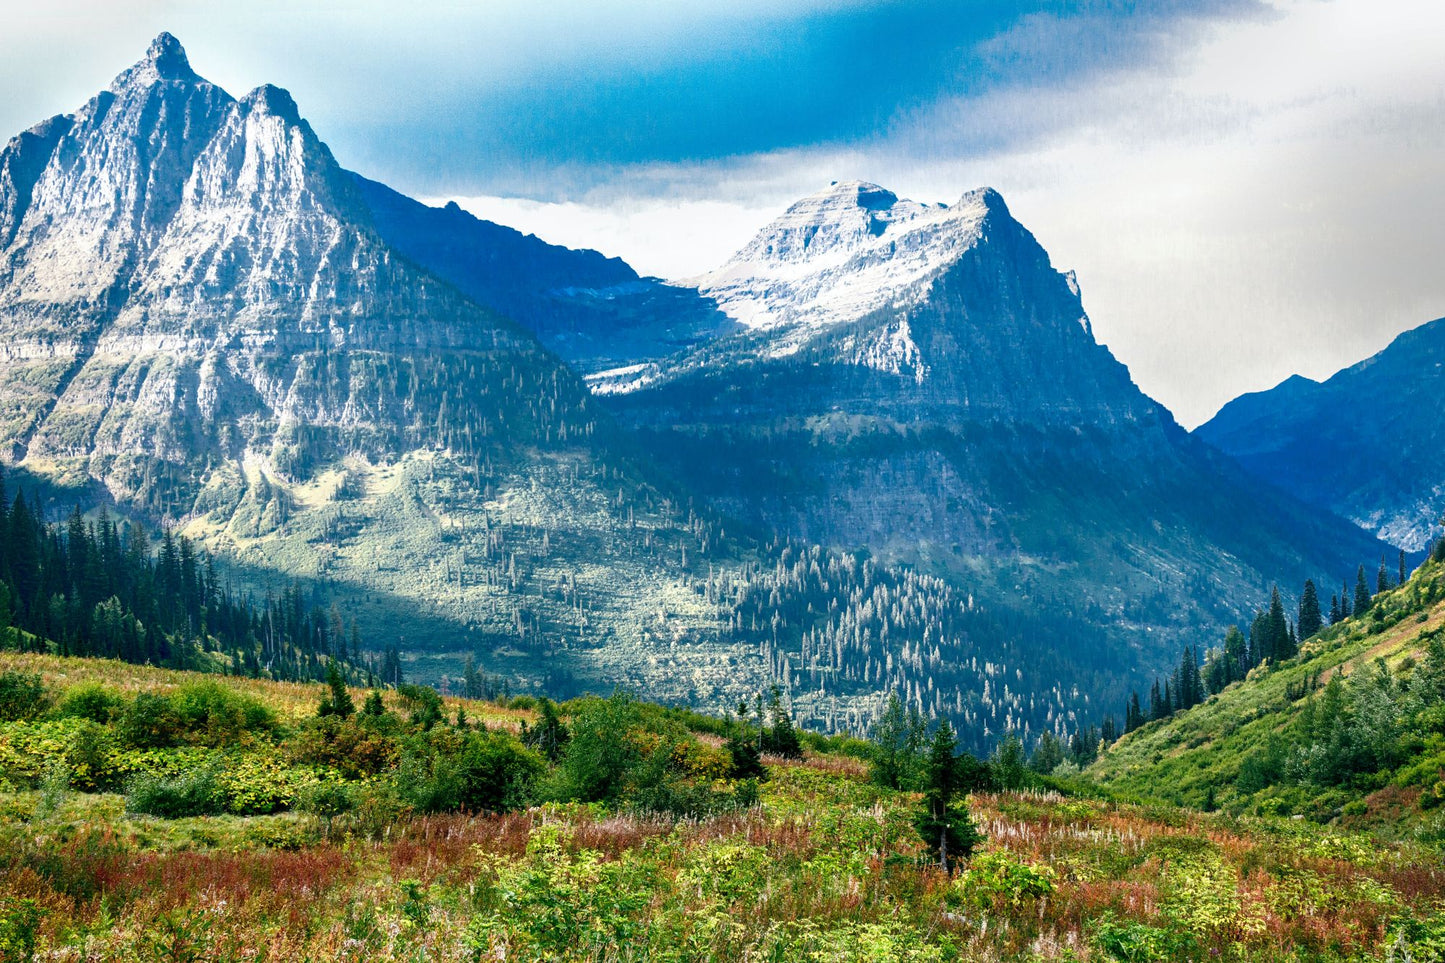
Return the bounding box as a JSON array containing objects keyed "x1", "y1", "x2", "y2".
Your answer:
[
  {"x1": 1087, "y1": 548, "x2": 1445, "y2": 830},
  {"x1": 0, "y1": 35, "x2": 757, "y2": 705},
  {"x1": 1196, "y1": 317, "x2": 1445, "y2": 550},
  {"x1": 602, "y1": 182, "x2": 1388, "y2": 696},
  {"x1": 0, "y1": 38, "x2": 1135, "y2": 746},
  {"x1": 355, "y1": 175, "x2": 734, "y2": 372}
]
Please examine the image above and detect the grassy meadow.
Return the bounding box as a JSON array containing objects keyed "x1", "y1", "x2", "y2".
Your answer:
[{"x1": 1, "y1": 653, "x2": 1444, "y2": 961}]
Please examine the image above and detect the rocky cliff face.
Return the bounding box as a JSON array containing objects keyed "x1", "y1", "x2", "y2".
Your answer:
[
  {"x1": 0, "y1": 38, "x2": 1123, "y2": 747},
  {"x1": 604, "y1": 182, "x2": 1386, "y2": 669},
  {"x1": 1197, "y1": 317, "x2": 1445, "y2": 551},
  {"x1": 0, "y1": 34, "x2": 577, "y2": 515},
  {"x1": 0, "y1": 36, "x2": 756, "y2": 707}
]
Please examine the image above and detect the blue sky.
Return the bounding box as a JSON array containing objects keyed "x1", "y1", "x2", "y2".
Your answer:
[{"x1": 3, "y1": 0, "x2": 1443, "y2": 426}]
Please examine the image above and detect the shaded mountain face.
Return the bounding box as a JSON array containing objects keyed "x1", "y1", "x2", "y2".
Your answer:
[
  {"x1": 355, "y1": 175, "x2": 734, "y2": 372},
  {"x1": 603, "y1": 181, "x2": 1387, "y2": 675},
  {"x1": 1197, "y1": 317, "x2": 1445, "y2": 551}
]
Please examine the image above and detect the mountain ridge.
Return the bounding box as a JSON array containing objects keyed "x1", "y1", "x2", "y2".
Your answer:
[
  {"x1": 600, "y1": 178, "x2": 1388, "y2": 705},
  {"x1": 1197, "y1": 316, "x2": 1445, "y2": 550}
]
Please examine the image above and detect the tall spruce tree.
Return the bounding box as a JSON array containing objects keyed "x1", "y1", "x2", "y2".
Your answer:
[
  {"x1": 1125, "y1": 692, "x2": 1143, "y2": 733},
  {"x1": 1354, "y1": 565, "x2": 1373, "y2": 617},
  {"x1": 1266, "y1": 586, "x2": 1292, "y2": 661},
  {"x1": 913, "y1": 719, "x2": 983, "y2": 873},
  {"x1": 1298, "y1": 579, "x2": 1323, "y2": 641}
]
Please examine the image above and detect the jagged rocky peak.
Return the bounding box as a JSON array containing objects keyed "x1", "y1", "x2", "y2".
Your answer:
[
  {"x1": 109, "y1": 32, "x2": 202, "y2": 90},
  {"x1": 243, "y1": 83, "x2": 302, "y2": 124},
  {"x1": 686, "y1": 181, "x2": 1032, "y2": 332},
  {"x1": 721, "y1": 180, "x2": 999, "y2": 269}
]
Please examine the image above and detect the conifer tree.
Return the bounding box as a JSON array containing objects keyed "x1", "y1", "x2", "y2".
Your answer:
[
  {"x1": 914, "y1": 719, "x2": 983, "y2": 873},
  {"x1": 1223, "y1": 625, "x2": 1248, "y2": 682},
  {"x1": 1125, "y1": 692, "x2": 1143, "y2": 733},
  {"x1": 1029, "y1": 731, "x2": 1065, "y2": 774},
  {"x1": 762, "y1": 685, "x2": 802, "y2": 758},
  {"x1": 320, "y1": 659, "x2": 354, "y2": 718},
  {"x1": 1266, "y1": 586, "x2": 1292, "y2": 661},
  {"x1": 1354, "y1": 565, "x2": 1373, "y2": 617},
  {"x1": 1298, "y1": 579, "x2": 1323, "y2": 641},
  {"x1": 1377, "y1": 559, "x2": 1391, "y2": 595}
]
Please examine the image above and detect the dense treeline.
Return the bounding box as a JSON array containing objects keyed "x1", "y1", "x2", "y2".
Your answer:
[
  {"x1": 1022, "y1": 548, "x2": 1436, "y2": 778},
  {"x1": 1121, "y1": 559, "x2": 1419, "y2": 736},
  {"x1": 0, "y1": 472, "x2": 364, "y2": 683},
  {"x1": 713, "y1": 540, "x2": 1121, "y2": 754}
]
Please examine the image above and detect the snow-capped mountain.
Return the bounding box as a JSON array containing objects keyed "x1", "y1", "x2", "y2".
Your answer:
[
  {"x1": 603, "y1": 179, "x2": 1386, "y2": 668},
  {"x1": 0, "y1": 33, "x2": 564, "y2": 510},
  {"x1": 687, "y1": 182, "x2": 1079, "y2": 339},
  {"x1": 1197, "y1": 316, "x2": 1445, "y2": 551}
]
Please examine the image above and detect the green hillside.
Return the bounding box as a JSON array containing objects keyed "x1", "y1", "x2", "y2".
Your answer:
[
  {"x1": 3, "y1": 650, "x2": 1445, "y2": 960},
  {"x1": 1088, "y1": 549, "x2": 1445, "y2": 833}
]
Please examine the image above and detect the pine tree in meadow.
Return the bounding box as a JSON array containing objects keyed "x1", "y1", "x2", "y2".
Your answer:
[
  {"x1": 1377, "y1": 559, "x2": 1391, "y2": 595},
  {"x1": 318, "y1": 659, "x2": 354, "y2": 717},
  {"x1": 913, "y1": 719, "x2": 983, "y2": 873},
  {"x1": 1329, "y1": 594, "x2": 1342, "y2": 625}
]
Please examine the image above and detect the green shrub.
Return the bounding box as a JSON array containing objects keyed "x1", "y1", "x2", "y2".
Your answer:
[
  {"x1": 295, "y1": 780, "x2": 355, "y2": 821},
  {"x1": 169, "y1": 681, "x2": 275, "y2": 742},
  {"x1": 954, "y1": 850, "x2": 1056, "y2": 911},
  {"x1": 1091, "y1": 911, "x2": 1195, "y2": 962},
  {"x1": 125, "y1": 763, "x2": 224, "y2": 818},
  {"x1": 115, "y1": 683, "x2": 274, "y2": 749},
  {"x1": 64, "y1": 720, "x2": 118, "y2": 791},
  {"x1": 284, "y1": 716, "x2": 398, "y2": 779},
  {"x1": 0, "y1": 672, "x2": 48, "y2": 722},
  {"x1": 115, "y1": 692, "x2": 182, "y2": 748},
  {"x1": 54, "y1": 681, "x2": 123, "y2": 723},
  {"x1": 0, "y1": 896, "x2": 42, "y2": 963},
  {"x1": 553, "y1": 692, "x2": 646, "y2": 803},
  {"x1": 393, "y1": 731, "x2": 543, "y2": 814}
]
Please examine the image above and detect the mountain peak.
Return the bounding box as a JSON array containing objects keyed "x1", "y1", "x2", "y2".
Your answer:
[
  {"x1": 110, "y1": 32, "x2": 199, "y2": 91},
  {"x1": 806, "y1": 180, "x2": 899, "y2": 211},
  {"x1": 687, "y1": 182, "x2": 1005, "y2": 331},
  {"x1": 243, "y1": 84, "x2": 301, "y2": 124}
]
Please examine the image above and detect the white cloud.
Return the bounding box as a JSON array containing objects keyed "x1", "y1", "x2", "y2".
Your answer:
[{"x1": 444, "y1": 0, "x2": 1445, "y2": 428}]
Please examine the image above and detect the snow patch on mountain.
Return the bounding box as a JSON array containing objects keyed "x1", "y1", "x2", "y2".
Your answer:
[{"x1": 682, "y1": 181, "x2": 995, "y2": 332}]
